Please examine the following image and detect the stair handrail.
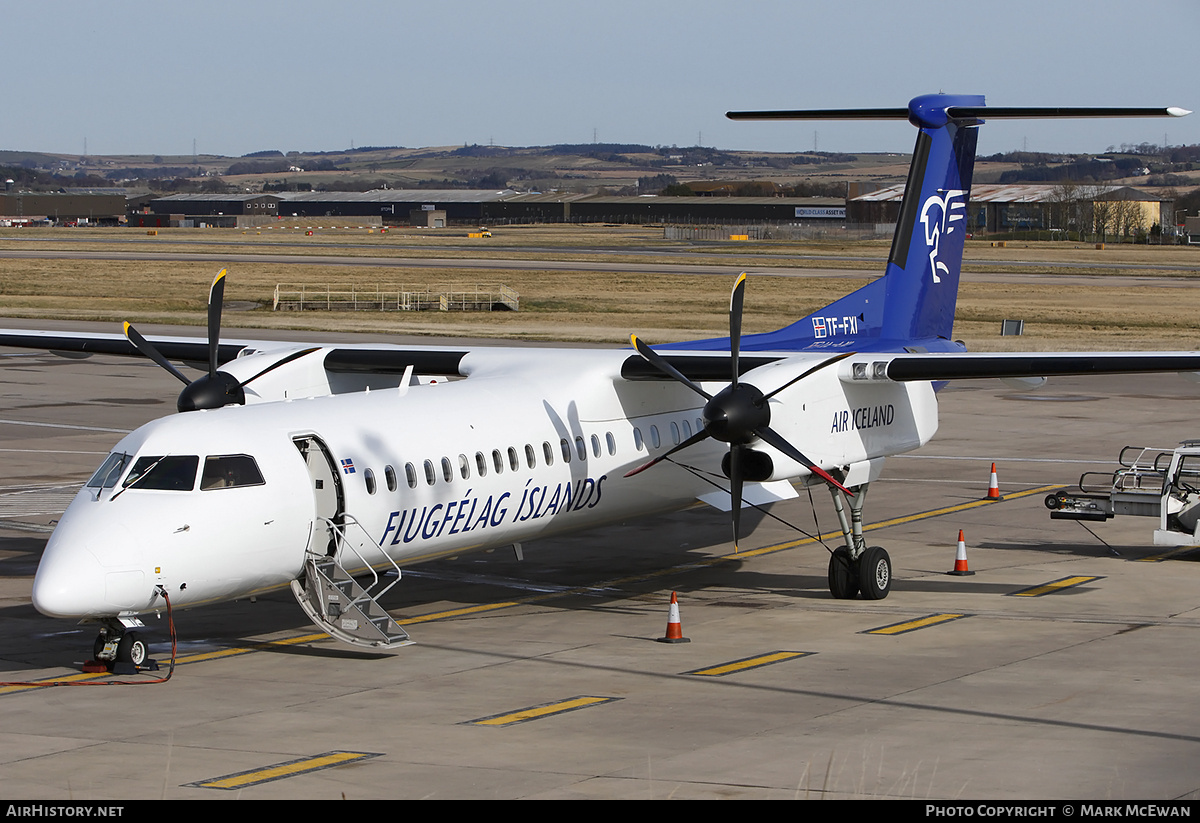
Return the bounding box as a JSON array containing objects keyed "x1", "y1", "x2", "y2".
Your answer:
[{"x1": 316, "y1": 514, "x2": 404, "y2": 609}]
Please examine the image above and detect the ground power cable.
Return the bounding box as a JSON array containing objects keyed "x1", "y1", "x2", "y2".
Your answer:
[{"x1": 1, "y1": 588, "x2": 177, "y2": 687}]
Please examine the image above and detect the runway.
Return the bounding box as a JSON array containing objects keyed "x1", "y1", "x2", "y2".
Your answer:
[{"x1": 0, "y1": 330, "x2": 1198, "y2": 799}]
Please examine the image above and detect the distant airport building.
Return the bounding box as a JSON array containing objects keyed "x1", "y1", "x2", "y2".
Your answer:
[
  {"x1": 146, "y1": 189, "x2": 847, "y2": 228},
  {"x1": 484, "y1": 194, "x2": 845, "y2": 225},
  {"x1": 1185, "y1": 216, "x2": 1200, "y2": 245},
  {"x1": 0, "y1": 191, "x2": 125, "y2": 226},
  {"x1": 145, "y1": 193, "x2": 281, "y2": 227},
  {"x1": 850, "y1": 183, "x2": 1172, "y2": 239},
  {"x1": 142, "y1": 184, "x2": 1172, "y2": 237}
]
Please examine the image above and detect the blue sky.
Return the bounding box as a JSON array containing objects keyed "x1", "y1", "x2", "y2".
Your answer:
[{"x1": 7, "y1": 1, "x2": 1198, "y2": 158}]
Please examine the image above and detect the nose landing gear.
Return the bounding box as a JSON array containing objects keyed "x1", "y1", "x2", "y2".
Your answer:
[{"x1": 88, "y1": 619, "x2": 157, "y2": 673}]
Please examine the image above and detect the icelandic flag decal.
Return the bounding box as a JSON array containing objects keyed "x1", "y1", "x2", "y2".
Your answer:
[
  {"x1": 340, "y1": 458, "x2": 356, "y2": 474},
  {"x1": 812, "y1": 317, "x2": 827, "y2": 339}
]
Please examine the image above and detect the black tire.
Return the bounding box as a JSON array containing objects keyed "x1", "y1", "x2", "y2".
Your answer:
[
  {"x1": 828, "y1": 547, "x2": 859, "y2": 599},
  {"x1": 92, "y1": 633, "x2": 106, "y2": 661},
  {"x1": 858, "y1": 546, "x2": 892, "y2": 600},
  {"x1": 116, "y1": 633, "x2": 148, "y2": 666}
]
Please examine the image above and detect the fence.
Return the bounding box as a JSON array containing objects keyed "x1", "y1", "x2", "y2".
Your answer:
[{"x1": 273, "y1": 284, "x2": 519, "y2": 312}]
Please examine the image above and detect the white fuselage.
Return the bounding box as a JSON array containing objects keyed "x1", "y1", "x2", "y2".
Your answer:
[{"x1": 31, "y1": 345, "x2": 939, "y2": 620}]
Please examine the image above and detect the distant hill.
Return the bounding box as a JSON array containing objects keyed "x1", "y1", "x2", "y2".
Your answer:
[{"x1": 2, "y1": 142, "x2": 1196, "y2": 195}]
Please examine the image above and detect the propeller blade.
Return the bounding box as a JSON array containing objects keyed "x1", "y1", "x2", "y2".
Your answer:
[
  {"x1": 123, "y1": 322, "x2": 192, "y2": 386},
  {"x1": 238, "y1": 347, "x2": 321, "y2": 389},
  {"x1": 729, "y1": 444, "x2": 744, "y2": 551},
  {"x1": 729, "y1": 273, "x2": 746, "y2": 388},
  {"x1": 754, "y1": 425, "x2": 854, "y2": 496},
  {"x1": 630, "y1": 334, "x2": 713, "y2": 400},
  {"x1": 207, "y1": 269, "x2": 227, "y2": 377},
  {"x1": 623, "y1": 429, "x2": 711, "y2": 477},
  {"x1": 759, "y1": 351, "x2": 856, "y2": 404}
]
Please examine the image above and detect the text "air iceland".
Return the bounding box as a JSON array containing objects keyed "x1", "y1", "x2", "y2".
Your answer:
[{"x1": 832, "y1": 403, "x2": 895, "y2": 433}]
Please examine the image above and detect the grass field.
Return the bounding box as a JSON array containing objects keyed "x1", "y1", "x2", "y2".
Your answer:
[{"x1": 0, "y1": 225, "x2": 1197, "y2": 351}]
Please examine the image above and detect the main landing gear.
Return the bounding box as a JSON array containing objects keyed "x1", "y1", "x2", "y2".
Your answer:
[{"x1": 826, "y1": 481, "x2": 892, "y2": 600}]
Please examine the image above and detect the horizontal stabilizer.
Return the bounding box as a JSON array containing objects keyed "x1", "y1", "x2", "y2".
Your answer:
[{"x1": 728, "y1": 106, "x2": 1189, "y2": 121}]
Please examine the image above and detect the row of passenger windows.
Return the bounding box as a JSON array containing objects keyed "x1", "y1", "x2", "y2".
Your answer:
[{"x1": 359, "y1": 417, "x2": 706, "y2": 495}]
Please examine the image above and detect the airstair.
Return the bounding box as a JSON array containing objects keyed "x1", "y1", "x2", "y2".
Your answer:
[
  {"x1": 1046, "y1": 445, "x2": 1171, "y2": 522},
  {"x1": 290, "y1": 515, "x2": 413, "y2": 649},
  {"x1": 1045, "y1": 442, "x2": 1200, "y2": 546}
]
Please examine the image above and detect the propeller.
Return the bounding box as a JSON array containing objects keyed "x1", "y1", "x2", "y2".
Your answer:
[
  {"x1": 625, "y1": 273, "x2": 854, "y2": 548},
  {"x1": 123, "y1": 269, "x2": 318, "y2": 413}
]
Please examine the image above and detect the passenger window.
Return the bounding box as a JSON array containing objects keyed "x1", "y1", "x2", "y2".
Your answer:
[
  {"x1": 385, "y1": 465, "x2": 397, "y2": 492},
  {"x1": 591, "y1": 434, "x2": 601, "y2": 457},
  {"x1": 405, "y1": 462, "x2": 417, "y2": 489},
  {"x1": 507, "y1": 447, "x2": 519, "y2": 472},
  {"x1": 201, "y1": 454, "x2": 265, "y2": 490},
  {"x1": 682, "y1": 419, "x2": 692, "y2": 439},
  {"x1": 606, "y1": 432, "x2": 616, "y2": 455},
  {"x1": 476, "y1": 451, "x2": 488, "y2": 477},
  {"x1": 364, "y1": 468, "x2": 376, "y2": 495},
  {"x1": 670, "y1": 421, "x2": 680, "y2": 445},
  {"x1": 424, "y1": 459, "x2": 436, "y2": 486},
  {"x1": 650, "y1": 425, "x2": 661, "y2": 449},
  {"x1": 575, "y1": 436, "x2": 586, "y2": 461},
  {"x1": 493, "y1": 449, "x2": 504, "y2": 474},
  {"x1": 560, "y1": 438, "x2": 572, "y2": 463},
  {"x1": 459, "y1": 454, "x2": 470, "y2": 480},
  {"x1": 124, "y1": 455, "x2": 199, "y2": 492},
  {"x1": 441, "y1": 457, "x2": 453, "y2": 483},
  {"x1": 525, "y1": 444, "x2": 536, "y2": 469},
  {"x1": 633, "y1": 427, "x2": 644, "y2": 451},
  {"x1": 543, "y1": 441, "x2": 554, "y2": 466}
]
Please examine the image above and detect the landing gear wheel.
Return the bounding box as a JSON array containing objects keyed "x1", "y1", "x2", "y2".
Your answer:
[
  {"x1": 828, "y1": 547, "x2": 860, "y2": 599},
  {"x1": 858, "y1": 546, "x2": 892, "y2": 600},
  {"x1": 93, "y1": 633, "x2": 107, "y2": 661},
  {"x1": 116, "y1": 632, "x2": 147, "y2": 667}
]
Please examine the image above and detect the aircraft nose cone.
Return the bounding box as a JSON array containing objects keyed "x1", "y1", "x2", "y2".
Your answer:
[{"x1": 32, "y1": 544, "x2": 108, "y2": 618}]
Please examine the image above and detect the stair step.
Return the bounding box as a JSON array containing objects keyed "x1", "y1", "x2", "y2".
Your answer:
[{"x1": 290, "y1": 554, "x2": 412, "y2": 649}]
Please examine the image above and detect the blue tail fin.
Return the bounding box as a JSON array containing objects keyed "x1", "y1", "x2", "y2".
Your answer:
[
  {"x1": 675, "y1": 96, "x2": 1187, "y2": 356},
  {"x1": 878, "y1": 94, "x2": 981, "y2": 346},
  {"x1": 713, "y1": 94, "x2": 984, "y2": 354}
]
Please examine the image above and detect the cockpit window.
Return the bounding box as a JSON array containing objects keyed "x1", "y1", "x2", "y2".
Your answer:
[
  {"x1": 87, "y1": 452, "x2": 132, "y2": 489},
  {"x1": 123, "y1": 455, "x2": 199, "y2": 492},
  {"x1": 201, "y1": 455, "x2": 266, "y2": 490}
]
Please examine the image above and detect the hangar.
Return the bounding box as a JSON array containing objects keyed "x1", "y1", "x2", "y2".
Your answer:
[
  {"x1": 146, "y1": 189, "x2": 847, "y2": 228},
  {"x1": 849, "y1": 183, "x2": 1173, "y2": 239},
  {"x1": 0, "y1": 191, "x2": 126, "y2": 226}
]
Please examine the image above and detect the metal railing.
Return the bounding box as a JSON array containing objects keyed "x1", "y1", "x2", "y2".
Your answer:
[{"x1": 274, "y1": 283, "x2": 519, "y2": 312}]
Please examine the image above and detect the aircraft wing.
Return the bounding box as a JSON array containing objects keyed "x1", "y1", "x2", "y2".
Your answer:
[{"x1": 0, "y1": 329, "x2": 473, "y2": 376}]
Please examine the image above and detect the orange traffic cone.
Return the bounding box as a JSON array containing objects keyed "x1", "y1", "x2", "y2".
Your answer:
[
  {"x1": 657, "y1": 591, "x2": 691, "y2": 643},
  {"x1": 986, "y1": 463, "x2": 1001, "y2": 499},
  {"x1": 947, "y1": 529, "x2": 975, "y2": 576}
]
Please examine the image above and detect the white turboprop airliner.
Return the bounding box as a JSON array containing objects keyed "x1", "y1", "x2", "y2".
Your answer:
[{"x1": 7, "y1": 94, "x2": 1198, "y2": 667}]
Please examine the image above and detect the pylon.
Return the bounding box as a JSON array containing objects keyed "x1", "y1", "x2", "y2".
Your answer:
[
  {"x1": 657, "y1": 591, "x2": 691, "y2": 643},
  {"x1": 986, "y1": 462, "x2": 1001, "y2": 499},
  {"x1": 947, "y1": 529, "x2": 975, "y2": 576}
]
